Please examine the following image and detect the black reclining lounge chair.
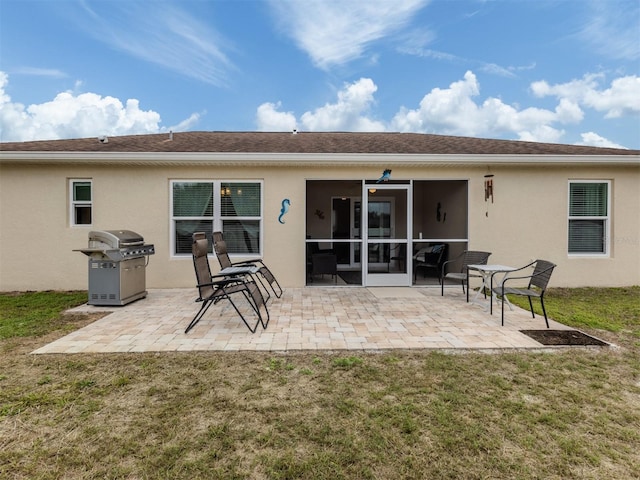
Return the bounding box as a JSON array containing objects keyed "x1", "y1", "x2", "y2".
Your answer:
[
  {"x1": 186, "y1": 233, "x2": 269, "y2": 334},
  {"x1": 212, "y1": 231, "x2": 283, "y2": 300}
]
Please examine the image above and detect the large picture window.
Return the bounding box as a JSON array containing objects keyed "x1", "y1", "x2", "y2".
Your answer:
[
  {"x1": 70, "y1": 179, "x2": 92, "y2": 226},
  {"x1": 568, "y1": 181, "x2": 610, "y2": 255},
  {"x1": 171, "y1": 180, "x2": 262, "y2": 256}
]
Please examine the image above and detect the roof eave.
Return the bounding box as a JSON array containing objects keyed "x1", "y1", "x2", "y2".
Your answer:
[{"x1": 1, "y1": 151, "x2": 638, "y2": 167}]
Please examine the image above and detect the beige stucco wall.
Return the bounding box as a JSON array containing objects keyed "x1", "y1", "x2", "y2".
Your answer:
[
  {"x1": 468, "y1": 165, "x2": 640, "y2": 287},
  {"x1": 1, "y1": 161, "x2": 638, "y2": 291}
]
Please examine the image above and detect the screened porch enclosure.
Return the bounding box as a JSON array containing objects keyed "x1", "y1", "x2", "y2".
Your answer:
[{"x1": 305, "y1": 179, "x2": 469, "y2": 286}]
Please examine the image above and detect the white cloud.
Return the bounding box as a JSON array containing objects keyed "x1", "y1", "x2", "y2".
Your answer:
[
  {"x1": 70, "y1": 1, "x2": 235, "y2": 86},
  {"x1": 531, "y1": 73, "x2": 640, "y2": 118},
  {"x1": 554, "y1": 98, "x2": 584, "y2": 124},
  {"x1": 256, "y1": 71, "x2": 635, "y2": 145},
  {"x1": 516, "y1": 125, "x2": 565, "y2": 144},
  {"x1": 268, "y1": 0, "x2": 428, "y2": 69},
  {"x1": 577, "y1": 0, "x2": 640, "y2": 61},
  {"x1": 397, "y1": 31, "x2": 537, "y2": 80},
  {"x1": 256, "y1": 102, "x2": 297, "y2": 131},
  {"x1": 389, "y1": 71, "x2": 640, "y2": 144},
  {"x1": 4, "y1": 65, "x2": 634, "y2": 149},
  {"x1": 300, "y1": 78, "x2": 385, "y2": 131},
  {"x1": 577, "y1": 132, "x2": 627, "y2": 149},
  {"x1": 11, "y1": 67, "x2": 68, "y2": 78},
  {"x1": 0, "y1": 71, "x2": 195, "y2": 142},
  {"x1": 392, "y1": 71, "x2": 482, "y2": 134},
  {"x1": 257, "y1": 78, "x2": 385, "y2": 132},
  {"x1": 390, "y1": 71, "x2": 571, "y2": 142},
  {"x1": 479, "y1": 63, "x2": 516, "y2": 78},
  {"x1": 168, "y1": 113, "x2": 202, "y2": 133}
]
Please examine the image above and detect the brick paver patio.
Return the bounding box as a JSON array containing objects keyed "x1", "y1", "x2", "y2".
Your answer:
[{"x1": 32, "y1": 287, "x2": 574, "y2": 354}]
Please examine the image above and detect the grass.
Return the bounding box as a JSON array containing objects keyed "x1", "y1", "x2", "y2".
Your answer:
[
  {"x1": 0, "y1": 288, "x2": 639, "y2": 479},
  {"x1": 506, "y1": 286, "x2": 640, "y2": 338},
  {"x1": 0, "y1": 290, "x2": 88, "y2": 339}
]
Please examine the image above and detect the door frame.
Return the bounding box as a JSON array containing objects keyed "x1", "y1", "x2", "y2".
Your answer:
[{"x1": 363, "y1": 182, "x2": 412, "y2": 287}]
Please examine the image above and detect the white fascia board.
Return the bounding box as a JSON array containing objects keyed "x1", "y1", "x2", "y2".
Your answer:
[{"x1": 1, "y1": 151, "x2": 638, "y2": 167}]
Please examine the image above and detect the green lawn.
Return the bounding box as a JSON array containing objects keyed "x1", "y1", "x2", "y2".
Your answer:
[
  {"x1": 508, "y1": 286, "x2": 640, "y2": 337},
  {"x1": 0, "y1": 290, "x2": 88, "y2": 339},
  {"x1": 1, "y1": 287, "x2": 639, "y2": 479}
]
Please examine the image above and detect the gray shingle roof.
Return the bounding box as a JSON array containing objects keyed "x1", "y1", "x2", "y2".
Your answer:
[{"x1": 1, "y1": 131, "x2": 638, "y2": 155}]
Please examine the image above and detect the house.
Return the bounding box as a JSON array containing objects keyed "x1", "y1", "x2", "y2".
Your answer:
[{"x1": 1, "y1": 131, "x2": 639, "y2": 292}]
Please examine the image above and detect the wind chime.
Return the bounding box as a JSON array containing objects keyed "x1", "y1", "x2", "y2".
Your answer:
[
  {"x1": 484, "y1": 172, "x2": 494, "y2": 217},
  {"x1": 484, "y1": 174, "x2": 494, "y2": 203}
]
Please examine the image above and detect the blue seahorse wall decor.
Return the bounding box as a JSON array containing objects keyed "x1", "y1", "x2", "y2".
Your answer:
[{"x1": 278, "y1": 198, "x2": 291, "y2": 224}]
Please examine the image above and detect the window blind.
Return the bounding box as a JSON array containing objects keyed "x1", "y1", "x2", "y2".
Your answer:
[
  {"x1": 568, "y1": 181, "x2": 608, "y2": 254},
  {"x1": 220, "y1": 182, "x2": 261, "y2": 254},
  {"x1": 221, "y1": 182, "x2": 261, "y2": 217},
  {"x1": 222, "y1": 220, "x2": 260, "y2": 254},
  {"x1": 568, "y1": 220, "x2": 605, "y2": 253},
  {"x1": 569, "y1": 183, "x2": 607, "y2": 216},
  {"x1": 173, "y1": 182, "x2": 213, "y2": 217}
]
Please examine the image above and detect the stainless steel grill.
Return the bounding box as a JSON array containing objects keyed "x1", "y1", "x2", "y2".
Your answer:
[{"x1": 75, "y1": 230, "x2": 155, "y2": 306}]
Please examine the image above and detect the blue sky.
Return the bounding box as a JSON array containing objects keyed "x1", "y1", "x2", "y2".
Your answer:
[{"x1": 1, "y1": 0, "x2": 639, "y2": 149}]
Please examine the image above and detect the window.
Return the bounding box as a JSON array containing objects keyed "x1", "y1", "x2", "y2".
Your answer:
[
  {"x1": 70, "y1": 179, "x2": 92, "y2": 226},
  {"x1": 568, "y1": 181, "x2": 610, "y2": 255},
  {"x1": 171, "y1": 180, "x2": 262, "y2": 256}
]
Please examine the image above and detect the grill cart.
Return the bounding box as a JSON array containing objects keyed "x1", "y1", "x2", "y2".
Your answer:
[{"x1": 75, "y1": 230, "x2": 155, "y2": 306}]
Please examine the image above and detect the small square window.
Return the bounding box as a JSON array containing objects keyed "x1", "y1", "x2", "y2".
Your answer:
[
  {"x1": 70, "y1": 179, "x2": 92, "y2": 226},
  {"x1": 74, "y1": 182, "x2": 92, "y2": 202},
  {"x1": 74, "y1": 205, "x2": 92, "y2": 225}
]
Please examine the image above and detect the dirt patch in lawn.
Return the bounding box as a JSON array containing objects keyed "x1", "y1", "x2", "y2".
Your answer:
[{"x1": 520, "y1": 329, "x2": 610, "y2": 346}]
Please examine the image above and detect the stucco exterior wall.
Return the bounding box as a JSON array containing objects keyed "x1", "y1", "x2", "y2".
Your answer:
[
  {"x1": 1, "y1": 161, "x2": 638, "y2": 291},
  {"x1": 468, "y1": 165, "x2": 640, "y2": 287}
]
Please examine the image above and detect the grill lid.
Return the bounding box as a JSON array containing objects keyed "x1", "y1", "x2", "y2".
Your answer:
[{"x1": 89, "y1": 230, "x2": 144, "y2": 248}]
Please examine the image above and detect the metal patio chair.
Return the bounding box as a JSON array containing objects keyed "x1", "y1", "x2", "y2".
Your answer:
[
  {"x1": 492, "y1": 259, "x2": 556, "y2": 328},
  {"x1": 212, "y1": 231, "x2": 283, "y2": 300},
  {"x1": 306, "y1": 240, "x2": 338, "y2": 283},
  {"x1": 186, "y1": 233, "x2": 269, "y2": 334},
  {"x1": 413, "y1": 244, "x2": 446, "y2": 283},
  {"x1": 440, "y1": 250, "x2": 492, "y2": 301}
]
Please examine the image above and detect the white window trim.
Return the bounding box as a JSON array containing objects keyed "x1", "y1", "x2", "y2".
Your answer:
[
  {"x1": 69, "y1": 178, "x2": 92, "y2": 227},
  {"x1": 170, "y1": 179, "x2": 264, "y2": 258},
  {"x1": 567, "y1": 179, "x2": 611, "y2": 257}
]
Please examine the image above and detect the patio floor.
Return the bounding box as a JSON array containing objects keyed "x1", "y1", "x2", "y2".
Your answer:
[{"x1": 32, "y1": 286, "x2": 576, "y2": 354}]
